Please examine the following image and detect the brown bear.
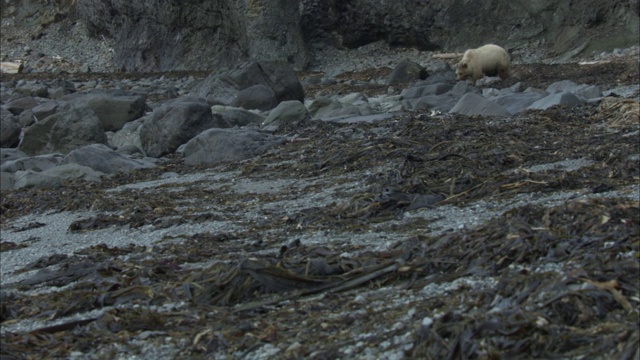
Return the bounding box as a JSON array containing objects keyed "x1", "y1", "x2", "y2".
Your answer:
[{"x1": 455, "y1": 44, "x2": 510, "y2": 85}]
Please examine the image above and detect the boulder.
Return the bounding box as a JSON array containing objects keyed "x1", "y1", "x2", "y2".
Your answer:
[
  {"x1": 449, "y1": 93, "x2": 511, "y2": 117},
  {"x1": 386, "y1": 59, "x2": 428, "y2": 86},
  {"x1": 263, "y1": 100, "x2": 310, "y2": 126},
  {"x1": 527, "y1": 91, "x2": 584, "y2": 110},
  {"x1": 191, "y1": 61, "x2": 304, "y2": 108},
  {"x1": 140, "y1": 97, "x2": 230, "y2": 158},
  {"x1": 182, "y1": 128, "x2": 285, "y2": 166},
  {"x1": 231, "y1": 84, "x2": 278, "y2": 111},
  {"x1": 19, "y1": 107, "x2": 107, "y2": 155},
  {"x1": 0, "y1": 153, "x2": 65, "y2": 173},
  {"x1": 69, "y1": 93, "x2": 147, "y2": 131},
  {"x1": 63, "y1": 144, "x2": 156, "y2": 174},
  {"x1": 0, "y1": 109, "x2": 21, "y2": 148}
]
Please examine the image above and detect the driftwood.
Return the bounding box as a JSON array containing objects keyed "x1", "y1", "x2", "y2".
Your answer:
[
  {"x1": 432, "y1": 52, "x2": 464, "y2": 60},
  {"x1": 0, "y1": 61, "x2": 23, "y2": 74}
]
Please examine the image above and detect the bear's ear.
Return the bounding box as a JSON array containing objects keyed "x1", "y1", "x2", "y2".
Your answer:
[{"x1": 459, "y1": 62, "x2": 468, "y2": 69}]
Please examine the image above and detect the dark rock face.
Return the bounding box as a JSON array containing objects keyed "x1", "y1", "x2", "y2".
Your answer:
[
  {"x1": 304, "y1": 0, "x2": 639, "y2": 54},
  {"x1": 76, "y1": 0, "x2": 310, "y2": 72}
]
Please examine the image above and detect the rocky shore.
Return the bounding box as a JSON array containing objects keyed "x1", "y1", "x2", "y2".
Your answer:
[{"x1": 1, "y1": 40, "x2": 639, "y2": 359}]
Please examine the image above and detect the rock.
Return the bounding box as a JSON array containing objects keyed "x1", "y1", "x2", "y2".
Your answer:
[
  {"x1": 19, "y1": 107, "x2": 107, "y2": 155},
  {"x1": 14, "y1": 83, "x2": 48, "y2": 98},
  {"x1": 47, "y1": 79, "x2": 76, "y2": 99},
  {"x1": 527, "y1": 91, "x2": 584, "y2": 110},
  {"x1": 546, "y1": 80, "x2": 579, "y2": 93},
  {"x1": 211, "y1": 106, "x2": 266, "y2": 127},
  {"x1": 77, "y1": 0, "x2": 309, "y2": 72},
  {"x1": 493, "y1": 91, "x2": 548, "y2": 114},
  {"x1": 338, "y1": 92, "x2": 368, "y2": 106},
  {"x1": 263, "y1": 100, "x2": 310, "y2": 126},
  {"x1": 386, "y1": 59, "x2": 428, "y2": 85},
  {"x1": 31, "y1": 101, "x2": 59, "y2": 121},
  {"x1": 0, "y1": 148, "x2": 28, "y2": 164},
  {"x1": 182, "y1": 128, "x2": 285, "y2": 166},
  {"x1": 63, "y1": 144, "x2": 156, "y2": 174},
  {"x1": 5, "y1": 96, "x2": 40, "y2": 115},
  {"x1": 13, "y1": 170, "x2": 62, "y2": 189},
  {"x1": 449, "y1": 93, "x2": 511, "y2": 117},
  {"x1": 308, "y1": 97, "x2": 343, "y2": 119},
  {"x1": 401, "y1": 83, "x2": 454, "y2": 99},
  {"x1": 449, "y1": 81, "x2": 481, "y2": 97},
  {"x1": 140, "y1": 97, "x2": 229, "y2": 158},
  {"x1": 110, "y1": 118, "x2": 146, "y2": 152},
  {"x1": 0, "y1": 171, "x2": 14, "y2": 190},
  {"x1": 0, "y1": 153, "x2": 65, "y2": 173},
  {"x1": 231, "y1": 84, "x2": 278, "y2": 111},
  {"x1": 41, "y1": 163, "x2": 104, "y2": 183},
  {"x1": 574, "y1": 84, "x2": 602, "y2": 100},
  {"x1": 191, "y1": 61, "x2": 304, "y2": 107},
  {"x1": 413, "y1": 93, "x2": 459, "y2": 112},
  {"x1": 0, "y1": 110, "x2": 21, "y2": 148},
  {"x1": 69, "y1": 93, "x2": 147, "y2": 131}
]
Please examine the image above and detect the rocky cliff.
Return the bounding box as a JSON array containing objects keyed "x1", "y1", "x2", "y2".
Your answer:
[{"x1": 1, "y1": 0, "x2": 639, "y2": 72}]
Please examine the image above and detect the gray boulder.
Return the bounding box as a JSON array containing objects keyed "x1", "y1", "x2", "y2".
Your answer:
[
  {"x1": 0, "y1": 172, "x2": 14, "y2": 191},
  {"x1": 5, "y1": 96, "x2": 40, "y2": 115},
  {"x1": 527, "y1": 91, "x2": 584, "y2": 110},
  {"x1": 211, "y1": 106, "x2": 266, "y2": 127},
  {"x1": 413, "y1": 93, "x2": 460, "y2": 113},
  {"x1": 63, "y1": 144, "x2": 156, "y2": 174},
  {"x1": 110, "y1": 118, "x2": 146, "y2": 153},
  {"x1": 401, "y1": 83, "x2": 454, "y2": 99},
  {"x1": 386, "y1": 59, "x2": 428, "y2": 86},
  {"x1": 0, "y1": 109, "x2": 21, "y2": 148},
  {"x1": 493, "y1": 91, "x2": 548, "y2": 114},
  {"x1": 13, "y1": 170, "x2": 61, "y2": 189},
  {"x1": 308, "y1": 97, "x2": 343, "y2": 119},
  {"x1": 191, "y1": 61, "x2": 304, "y2": 108},
  {"x1": 182, "y1": 128, "x2": 285, "y2": 166},
  {"x1": 0, "y1": 148, "x2": 28, "y2": 165},
  {"x1": 14, "y1": 83, "x2": 48, "y2": 98},
  {"x1": 19, "y1": 107, "x2": 107, "y2": 155},
  {"x1": 42, "y1": 163, "x2": 105, "y2": 183},
  {"x1": 263, "y1": 100, "x2": 310, "y2": 126},
  {"x1": 0, "y1": 153, "x2": 65, "y2": 173},
  {"x1": 449, "y1": 93, "x2": 511, "y2": 117},
  {"x1": 69, "y1": 93, "x2": 147, "y2": 131},
  {"x1": 140, "y1": 97, "x2": 230, "y2": 158},
  {"x1": 231, "y1": 84, "x2": 278, "y2": 111},
  {"x1": 31, "y1": 101, "x2": 59, "y2": 121}
]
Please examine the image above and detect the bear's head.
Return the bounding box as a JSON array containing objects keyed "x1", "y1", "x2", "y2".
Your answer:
[{"x1": 455, "y1": 61, "x2": 470, "y2": 80}]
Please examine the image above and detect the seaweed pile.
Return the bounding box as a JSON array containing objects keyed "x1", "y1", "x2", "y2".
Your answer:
[{"x1": 1, "y1": 95, "x2": 639, "y2": 358}]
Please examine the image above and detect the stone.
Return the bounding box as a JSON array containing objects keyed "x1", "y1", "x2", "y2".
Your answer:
[
  {"x1": 231, "y1": 84, "x2": 278, "y2": 111},
  {"x1": 211, "y1": 106, "x2": 266, "y2": 127},
  {"x1": 182, "y1": 128, "x2": 285, "y2": 165},
  {"x1": 386, "y1": 59, "x2": 428, "y2": 86},
  {"x1": 493, "y1": 91, "x2": 548, "y2": 114},
  {"x1": 41, "y1": 163, "x2": 105, "y2": 182},
  {"x1": 48, "y1": 107, "x2": 108, "y2": 154},
  {"x1": 63, "y1": 144, "x2": 156, "y2": 174},
  {"x1": 13, "y1": 170, "x2": 61, "y2": 189},
  {"x1": 401, "y1": 83, "x2": 454, "y2": 99},
  {"x1": 0, "y1": 110, "x2": 21, "y2": 148},
  {"x1": 191, "y1": 61, "x2": 304, "y2": 106},
  {"x1": 527, "y1": 91, "x2": 584, "y2": 110},
  {"x1": 263, "y1": 100, "x2": 310, "y2": 126},
  {"x1": 140, "y1": 97, "x2": 230, "y2": 158},
  {"x1": 449, "y1": 93, "x2": 511, "y2": 117},
  {"x1": 69, "y1": 93, "x2": 147, "y2": 131},
  {"x1": 0, "y1": 153, "x2": 65, "y2": 173}
]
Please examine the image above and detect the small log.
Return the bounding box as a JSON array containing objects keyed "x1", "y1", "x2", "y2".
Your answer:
[
  {"x1": 0, "y1": 61, "x2": 24, "y2": 74},
  {"x1": 432, "y1": 52, "x2": 464, "y2": 60}
]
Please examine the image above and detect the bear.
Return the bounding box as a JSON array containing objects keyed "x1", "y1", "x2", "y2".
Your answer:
[{"x1": 455, "y1": 44, "x2": 510, "y2": 85}]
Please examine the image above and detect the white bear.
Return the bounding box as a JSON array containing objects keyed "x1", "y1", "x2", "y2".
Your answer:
[{"x1": 456, "y1": 44, "x2": 510, "y2": 84}]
